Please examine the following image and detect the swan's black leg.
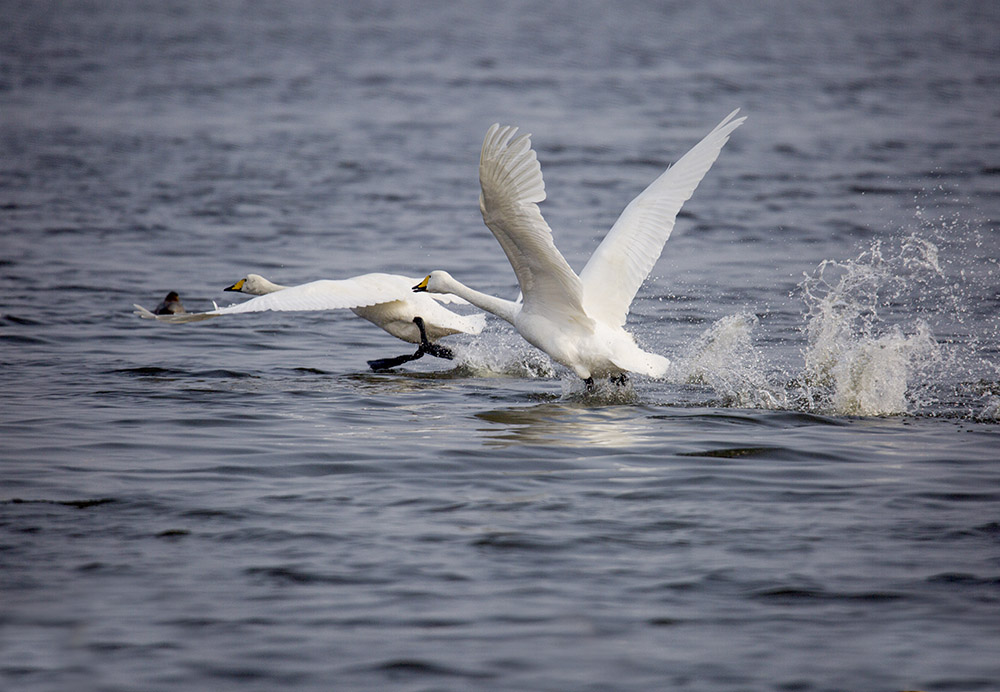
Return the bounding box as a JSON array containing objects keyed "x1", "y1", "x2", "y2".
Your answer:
[
  {"x1": 413, "y1": 316, "x2": 454, "y2": 360},
  {"x1": 584, "y1": 377, "x2": 596, "y2": 393},
  {"x1": 610, "y1": 372, "x2": 629, "y2": 386},
  {"x1": 368, "y1": 316, "x2": 457, "y2": 370}
]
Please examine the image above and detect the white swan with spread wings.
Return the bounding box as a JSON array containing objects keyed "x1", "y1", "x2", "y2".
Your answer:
[{"x1": 415, "y1": 110, "x2": 745, "y2": 385}]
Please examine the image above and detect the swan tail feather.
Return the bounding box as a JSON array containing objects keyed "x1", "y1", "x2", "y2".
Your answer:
[{"x1": 611, "y1": 349, "x2": 670, "y2": 378}]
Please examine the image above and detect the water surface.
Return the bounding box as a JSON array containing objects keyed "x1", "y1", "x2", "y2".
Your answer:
[{"x1": 2, "y1": 2, "x2": 999, "y2": 691}]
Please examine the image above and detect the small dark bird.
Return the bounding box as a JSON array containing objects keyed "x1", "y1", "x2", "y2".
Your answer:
[{"x1": 153, "y1": 291, "x2": 186, "y2": 315}]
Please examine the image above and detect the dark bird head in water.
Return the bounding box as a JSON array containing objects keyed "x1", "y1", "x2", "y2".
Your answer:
[{"x1": 153, "y1": 291, "x2": 185, "y2": 315}]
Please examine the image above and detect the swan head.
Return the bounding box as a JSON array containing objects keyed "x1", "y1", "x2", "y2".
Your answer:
[
  {"x1": 225, "y1": 273, "x2": 283, "y2": 296},
  {"x1": 413, "y1": 271, "x2": 455, "y2": 294}
]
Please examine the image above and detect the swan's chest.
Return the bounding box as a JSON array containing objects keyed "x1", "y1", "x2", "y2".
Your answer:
[{"x1": 516, "y1": 312, "x2": 618, "y2": 378}]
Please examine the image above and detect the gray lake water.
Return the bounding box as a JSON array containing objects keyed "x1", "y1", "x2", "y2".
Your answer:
[{"x1": 2, "y1": 1, "x2": 999, "y2": 691}]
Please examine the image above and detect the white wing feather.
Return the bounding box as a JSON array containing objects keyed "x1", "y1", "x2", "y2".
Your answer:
[
  {"x1": 478, "y1": 124, "x2": 590, "y2": 325},
  {"x1": 219, "y1": 274, "x2": 415, "y2": 313},
  {"x1": 579, "y1": 109, "x2": 746, "y2": 328},
  {"x1": 133, "y1": 304, "x2": 215, "y2": 323},
  {"x1": 134, "y1": 273, "x2": 472, "y2": 324}
]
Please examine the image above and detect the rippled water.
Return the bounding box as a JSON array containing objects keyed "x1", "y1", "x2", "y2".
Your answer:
[{"x1": 2, "y1": 2, "x2": 999, "y2": 691}]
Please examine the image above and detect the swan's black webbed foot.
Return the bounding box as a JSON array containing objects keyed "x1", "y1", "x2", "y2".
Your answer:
[
  {"x1": 423, "y1": 343, "x2": 454, "y2": 359},
  {"x1": 413, "y1": 316, "x2": 455, "y2": 360},
  {"x1": 610, "y1": 372, "x2": 629, "y2": 386},
  {"x1": 584, "y1": 377, "x2": 596, "y2": 393},
  {"x1": 367, "y1": 351, "x2": 423, "y2": 371},
  {"x1": 368, "y1": 317, "x2": 456, "y2": 371}
]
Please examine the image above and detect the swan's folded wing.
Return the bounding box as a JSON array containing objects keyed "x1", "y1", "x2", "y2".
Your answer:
[
  {"x1": 579, "y1": 109, "x2": 745, "y2": 328},
  {"x1": 479, "y1": 124, "x2": 590, "y2": 325}
]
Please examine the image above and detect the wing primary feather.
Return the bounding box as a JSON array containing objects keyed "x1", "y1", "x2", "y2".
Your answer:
[
  {"x1": 579, "y1": 109, "x2": 745, "y2": 328},
  {"x1": 477, "y1": 123, "x2": 589, "y2": 324}
]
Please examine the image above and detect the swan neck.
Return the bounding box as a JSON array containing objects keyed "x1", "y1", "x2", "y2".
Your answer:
[
  {"x1": 254, "y1": 279, "x2": 287, "y2": 295},
  {"x1": 444, "y1": 278, "x2": 518, "y2": 324}
]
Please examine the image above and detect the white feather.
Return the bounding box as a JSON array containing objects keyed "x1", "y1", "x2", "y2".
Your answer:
[{"x1": 579, "y1": 109, "x2": 746, "y2": 327}]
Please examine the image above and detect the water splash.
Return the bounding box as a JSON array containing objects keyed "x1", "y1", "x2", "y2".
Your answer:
[
  {"x1": 455, "y1": 327, "x2": 557, "y2": 379},
  {"x1": 671, "y1": 313, "x2": 785, "y2": 410},
  {"x1": 671, "y1": 225, "x2": 995, "y2": 418},
  {"x1": 795, "y1": 236, "x2": 945, "y2": 416},
  {"x1": 980, "y1": 396, "x2": 1000, "y2": 422}
]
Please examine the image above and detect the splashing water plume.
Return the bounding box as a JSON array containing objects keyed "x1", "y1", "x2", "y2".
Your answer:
[
  {"x1": 455, "y1": 326, "x2": 557, "y2": 379},
  {"x1": 796, "y1": 237, "x2": 945, "y2": 416},
  {"x1": 671, "y1": 313, "x2": 784, "y2": 410},
  {"x1": 666, "y1": 226, "x2": 994, "y2": 418}
]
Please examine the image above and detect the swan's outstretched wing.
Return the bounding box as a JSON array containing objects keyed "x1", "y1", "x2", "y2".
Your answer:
[
  {"x1": 135, "y1": 273, "x2": 461, "y2": 323},
  {"x1": 479, "y1": 124, "x2": 590, "y2": 325},
  {"x1": 579, "y1": 109, "x2": 746, "y2": 328},
  {"x1": 134, "y1": 304, "x2": 218, "y2": 323}
]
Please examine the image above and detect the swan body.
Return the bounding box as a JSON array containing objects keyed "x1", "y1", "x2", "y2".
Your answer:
[
  {"x1": 135, "y1": 273, "x2": 485, "y2": 356},
  {"x1": 415, "y1": 110, "x2": 745, "y2": 381}
]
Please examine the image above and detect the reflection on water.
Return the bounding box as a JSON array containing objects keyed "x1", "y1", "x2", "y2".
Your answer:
[{"x1": 475, "y1": 402, "x2": 655, "y2": 448}]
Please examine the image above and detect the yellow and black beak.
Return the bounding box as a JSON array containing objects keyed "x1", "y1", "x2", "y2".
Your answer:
[
  {"x1": 224, "y1": 278, "x2": 246, "y2": 292},
  {"x1": 412, "y1": 276, "x2": 430, "y2": 293}
]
